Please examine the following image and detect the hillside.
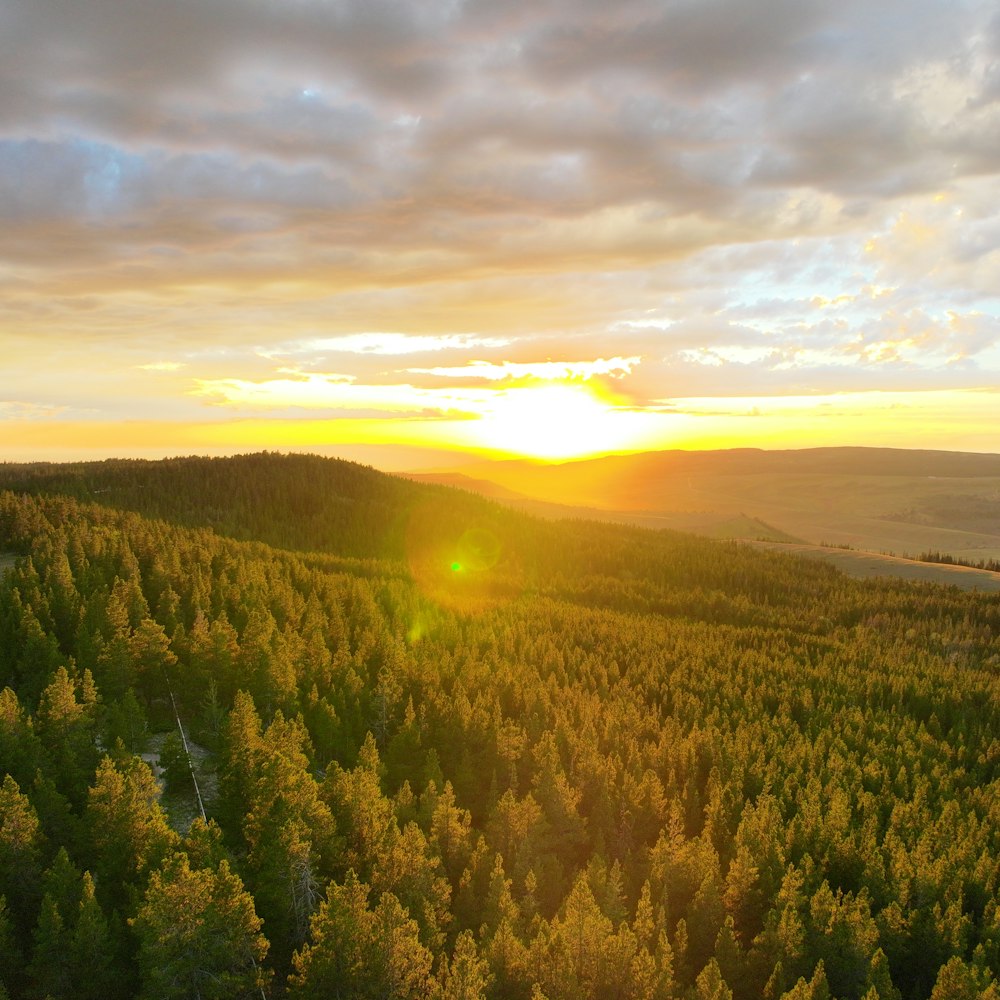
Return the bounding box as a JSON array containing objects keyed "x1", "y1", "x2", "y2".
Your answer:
[
  {"x1": 0, "y1": 453, "x2": 444, "y2": 561},
  {"x1": 406, "y1": 472, "x2": 807, "y2": 545},
  {"x1": 446, "y1": 446, "x2": 1000, "y2": 563},
  {"x1": 1, "y1": 454, "x2": 1000, "y2": 999}
]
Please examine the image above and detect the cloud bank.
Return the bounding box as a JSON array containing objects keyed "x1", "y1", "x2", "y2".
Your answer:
[{"x1": 2, "y1": 0, "x2": 999, "y2": 459}]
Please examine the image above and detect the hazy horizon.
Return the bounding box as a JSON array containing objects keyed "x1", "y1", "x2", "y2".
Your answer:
[{"x1": 5, "y1": 439, "x2": 1000, "y2": 477}]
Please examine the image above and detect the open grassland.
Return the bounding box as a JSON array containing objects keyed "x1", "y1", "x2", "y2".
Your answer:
[
  {"x1": 454, "y1": 449, "x2": 1000, "y2": 563},
  {"x1": 745, "y1": 540, "x2": 1000, "y2": 591},
  {"x1": 664, "y1": 471, "x2": 1000, "y2": 561}
]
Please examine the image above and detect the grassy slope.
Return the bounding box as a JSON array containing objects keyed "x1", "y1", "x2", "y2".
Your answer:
[{"x1": 745, "y1": 541, "x2": 1000, "y2": 592}]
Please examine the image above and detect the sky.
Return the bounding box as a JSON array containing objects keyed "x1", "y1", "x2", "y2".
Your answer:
[{"x1": 3, "y1": 0, "x2": 1000, "y2": 467}]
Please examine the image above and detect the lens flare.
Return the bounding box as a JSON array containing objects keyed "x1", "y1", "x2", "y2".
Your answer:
[{"x1": 404, "y1": 502, "x2": 515, "y2": 612}]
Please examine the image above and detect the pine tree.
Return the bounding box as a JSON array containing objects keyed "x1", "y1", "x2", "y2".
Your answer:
[
  {"x1": 0, "y1": 893, "x2": 23, "y2": 997},
  {"x1": 778, "y1": 962, "x2": 831, "y2": 1000},
  {"x1": 131, "y1": 853, "x2": 270, "y2": 1000},
  {"x1": 85, "y1": 755, "x2": 178, "y2": 904},
  {"x1": 0, "y1": 686, "x2": 41, "y2": 789},
  {"x1": 430, "y1": 781, "x2": 474, "y2": 887},
  {"x1": 0, "y1": 775, "x2": 42, "y2": 925},
  {"x1": 529, "y1": 872, "x2": 612, "y2": 1000},
  {"x1": 27, "y1": 894, "x2": 72, "y2": 999},
  {"x1": 287, "y1": 871, "x2": 434, "y2": 1000},
  {"x1": 129, "y1": 617, "x2": 177, "y2": 700},
  {"x1": 929, "y1": 955, "x2": 1000, "y2": 1000},
  {"x1": 71, "y1": 872, "x2": 120, "y2": 1000},
  {"x1": 695, "y1": 958, "x2": 734, "y2": 1000},
  {"x1": 438, "y1": 930, "x2": 493, "y2": 1000},
  {"x1": 40, "y1": 847, "x2": 82, "y2": 921},
  {"x1": 35, "y1": 665, "x2": 100, "y2": 805},
  {"x1": 103, "y1": 688, "x2": 148, "y2": 753}
]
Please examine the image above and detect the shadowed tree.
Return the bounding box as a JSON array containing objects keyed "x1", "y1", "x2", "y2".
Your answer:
[
  {"x1": 102, "y1": 688, "x2": 148, "y2": 754},
  {"x1": 26, "y1": 893, "x2": 71, "y2": 999},
  {"x1": 70, "y1": 872, "x2": 120, "y2": 1000},
  {"x1": 24, "y1": 869, "x2": 120, "y2": 1000},
  {"x1": 287, "y1": 870, "x2": 434, "y2": 1000},
  {"x1": 0, "y1": 893, "x2": 23, "y2": 997},
  {"x1": 131, "y1": 852, "x2": 270, "y2": 1000},
  {"x1": 0, "y1": 775, "x2": 42, "y2": 928}
]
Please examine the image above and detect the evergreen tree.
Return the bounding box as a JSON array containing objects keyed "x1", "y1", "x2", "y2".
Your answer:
[
  {"x1": 288, "y1": 870, "x2": 434, "y2": 1000},
  {"x1": 778, "y1": 963, "x2": 832, "y2": 1000},
  {"x1": 85, "y1": 755, "x2": 178, "y2": 905},
  {"x1": 438, "y1": 930, "x2": 493, "y2": 1000},
  {"x1": 0, "y1": 775, "x2": 42, "y2": 926},
  {"x1": 131, "y1": 853, "x2": 269, "y2": 1000},
  {"x1": 695, "y1": 958, "x2": 734, "y2": 1000},
  {"x1": 0, "y1": 893, "x2": 23, "y2": 997},
  {"x1": 71, "y1": 872, "x2": 121, "y2": 1000},
  {"x1": 27, "y1": 894, "x2": 72, "y2": 999},
  {"x1": 103, "y1": 689, "x2": 148, "y2": 754},
  {"x1": 929, "y1": 956, "x2": 1000, "y2": 1000}
]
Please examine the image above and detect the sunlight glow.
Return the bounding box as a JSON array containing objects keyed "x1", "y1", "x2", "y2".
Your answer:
[
  {"x1": 470, "y1": 382, "x2": 656, "y2": 461},
  {"x1": 8, "y1": 388, "x2": 1000, "y2": 467}
]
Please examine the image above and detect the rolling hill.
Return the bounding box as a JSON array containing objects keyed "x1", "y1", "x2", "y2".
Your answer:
[{"x1": 441, "y1": 446, "x2": 1000, "y2": 564}]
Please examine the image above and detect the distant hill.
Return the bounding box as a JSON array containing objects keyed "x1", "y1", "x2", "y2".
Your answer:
[
  {"x1": 447, "y1": 446, "x2": 1000, "y2": 563},
  {"x1": 4, "y1": 450, "x2": 1000, "y2": 591},
  {"x1": 403, "y1": 471, "x2": 531, "y2": 501}
]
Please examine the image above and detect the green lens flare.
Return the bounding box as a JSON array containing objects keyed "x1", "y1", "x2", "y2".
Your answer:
[{"x1": 450, "y1": 561, "x2": 462, "y2": 572}]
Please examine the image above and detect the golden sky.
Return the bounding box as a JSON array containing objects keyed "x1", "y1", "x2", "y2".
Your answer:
[{"x1": 3, "y1": 0, "x2": 1000, "y2": 467}]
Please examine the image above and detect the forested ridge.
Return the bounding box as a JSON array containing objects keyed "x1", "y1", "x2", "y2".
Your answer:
[{"x1": 1, "y1": 453, "x2": 999, "y2": 999}]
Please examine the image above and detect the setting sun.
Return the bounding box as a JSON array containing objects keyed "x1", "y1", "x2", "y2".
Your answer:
[{"x1": 471, "y1": 383, "x2": 648, "y2": 461}]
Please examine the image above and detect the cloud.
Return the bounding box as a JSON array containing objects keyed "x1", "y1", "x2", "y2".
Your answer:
[
  {"x1": 2, "y1": 0, "x2": 1000, "y2": 458},
  {"x1": 0, "y1": 400, "x2": 68, "y2": 420},
  {"x1": 135, "y1": 361, "x2": 187, "y2": 372},
  {"x1": 405, "y1": 357, "x2": 639, "y2": 382},
  {"x1": 189, "y1": 370, "x2": 491, "y2": 418},
  {"x1": 261, "y1": 333, "x2": 513, "y2": 358}
]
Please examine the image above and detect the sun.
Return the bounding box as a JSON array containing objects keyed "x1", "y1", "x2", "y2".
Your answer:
[{"x1": 471, "y1": 382, "x2": 648, "y2": 461}]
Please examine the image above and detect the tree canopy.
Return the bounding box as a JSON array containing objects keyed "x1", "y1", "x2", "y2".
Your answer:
[{"x1": 0, "y1": 453, "x2": 999, "y2": 998}]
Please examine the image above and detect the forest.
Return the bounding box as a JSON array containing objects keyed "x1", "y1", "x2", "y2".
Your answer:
[{"x1": 1, "y1": 452, "x2": 999, "y2": 999}]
